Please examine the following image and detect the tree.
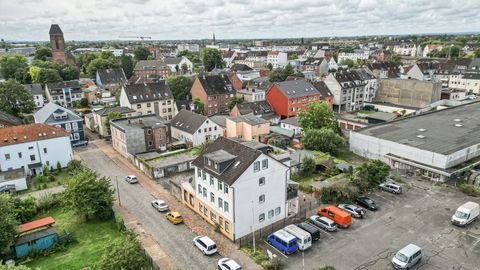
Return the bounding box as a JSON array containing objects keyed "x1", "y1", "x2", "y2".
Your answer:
[
  {"x1": 34, "y1": 46, "x2": 52, "y2": 61},
  {"x1": 228, "y1": 96, "x2": 244, "y2": 110},
  {"x1": 0, "y1": 54, "x2": 28, "y2": 81},
  {"x1": 267, "y1": 63, "x2": 273, "y2": 71},
  {"x1": 105, "y1": 111, "x2": 124, "y2": 134},
  {"x1": 301, "y1": 157, "x2": 316, "y2": 176},
  {"x1": 80, "y1": 52, "x2": 98, "y2": 74},
  {"x1": 97, "y1": 232, "x2": 147, "y2": 270},
  {"x1": 121, "y1": 54, "x2": 134, "y2": 79},
  {"x1": 86, "y1": 58, "x2": 119, "y2": 77},
  {"x1": 298, "y1": 103, "x2": 338, "y2": 131},
  {"x1": 133, "y1": 47, "x2": 151, "y2": 61},
  {"x1": 269, "y1": 68, "x2": 287, "y2": 82},
  {"x1": 181, "y1": 63, "x2": 189, "y2": 74},
  {"x1": 75, "y1": 98, "x2": 89, "y2": 108},
  {"x1": 352, "y1": 160, "x2": 390, "y2": 191},
  {"x1": 176, "y1": 50, "x2": 201, "y2": 64},
  {"x1": 0, "y1": 80, "x2": 35, "y2": 116},
  {"x1": 302, "y1": 128, "x2": 344, "y2": 155},
  {"x1": 58, "y1": 64, "x2": 80, "y2": 81},
  {"x1": 475, "y1": 50, "x2": 480, "y2": 58},
  {"x1": 14, "y1": 195, "x2": 38, "y2": 223},
  {"x1": 166, "y1": 76, "x2": 193, "y2": 100},
  {"x1": 193, "y1": 98, "x2": 204, "y2": 114},
  {"x1": 201, "y1": 48, "x2": 225, "y2": 71},
  {"x1": 340, "y1": 59, "x2": 359, "y2": 69},
  {"x1": 63, "y1": 169, "x2": 114, "y2": 221},
  {"x1": 35, "y1": 68, "x2": 62, "y2": 85},
  {"x1": 0, "y1": 194, "x2": 18, "y2": 252}
]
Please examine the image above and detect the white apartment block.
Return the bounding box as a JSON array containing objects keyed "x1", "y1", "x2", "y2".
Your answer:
[{"x1": 267, "y1": 51, "x2": 288, "y2": 69}]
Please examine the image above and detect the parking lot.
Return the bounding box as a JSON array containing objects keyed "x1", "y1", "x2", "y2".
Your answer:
[{"x1": 263, "y1": 178, "x2": 480, "y2": 270}]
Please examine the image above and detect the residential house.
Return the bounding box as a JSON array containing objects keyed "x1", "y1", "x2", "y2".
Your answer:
[
  {"x1": 111, "y1": 114, "x2": 170, "y2": 158},
  {"x1": 0, "y1": 124, "x2": 72, "y2": 176},
  {"x1": 176, "y1": 44, "x2": 200, "y2": 53},
  {"x1": 237, "y1": 79, "x2": 272, "y2": 102},
  {"x1": 324, "y1": 71, "x2": 367, "y2": 113},
  {"x1": 267, "y1": 51, "x2": 288, "y2": 69},
  {"x1": 191, "y1": 73, "x2": 235, "y2": 116},
  {"x1": 338, "y1": 50, "x2": 370, "y2": 63},
  {"x1": 371, "y1": 49, "x2": 392, "y2": 62},
  {"x1": 34, "y1": 103, "x2": 85, "y2": 144},
  {"x1": 302, "y1": 56, "x2": 337, "y2": 75},
  {"x1": 449, "y1": 72, "x2": 480, "y2": 94},
  {"x1": 225, "y1": 115, "x2": 270, "y2": 141},
  {"x1": 266, "y1": 79, "x2": 322, "y2": 118},
  {"x1": 181, "y1": 137, "x2": 291, "y2": 240},
  {"x1": 45, "y1": 80, "x2": 83, "y2": 107},
  {"x1": 0, "y1": 111, "x2": 22, "y2": 128},
  {"x1": 120, "y1": 82, "x2": 176, "y2": 120},
  {"x1": 170, "y1": 110, "x2": 223, "y2": 147},
  {"x1": 353, "y1": 69, "x2": 377, "y2": 102},
  {"x1": 366, "y1": 62, "x2": 400, "y2": 79},
  {"x1": 164, "y1": 56, "x2": 193, "y2": 73},
  {"x1": 423, "y1": 44, "x2": 443, "y2": 57},
  {"x1": 393, "y1": 43, "x2": 418, "y2": 57},
  {"x1": 23, "y1": 84, "x2": 44, "y2": 108},
  {"x1": 230, "y1": 100, "x2": 279, "y2": 124},
  {"x1": 133, "y1": 60, "x2": 172, "y2": 80},
  {"x1": 280, "y1": 117, "x2": 302, "y2": 136},
  {"x1": 311, "y1": 81, "x2": 335, "y2": 109},
  {"x1": 91, "y1": 107, "x2": 135, "y2": 137},
  {"x1": 96, "y1": 68, "x2": 127, "y2": 93}
]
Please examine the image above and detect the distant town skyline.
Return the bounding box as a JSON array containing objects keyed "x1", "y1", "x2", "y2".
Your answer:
[{"x1": 1, "y1": 0, "x2": 480, "y2": 41}]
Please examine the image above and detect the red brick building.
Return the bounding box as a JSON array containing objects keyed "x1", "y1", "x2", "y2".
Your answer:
[
  {"x1": 133, "y1": 60, "x2": 172, "y2": 80},
  {"x1": 190, "y1": 73, "x2": 235, "y2": 116}
]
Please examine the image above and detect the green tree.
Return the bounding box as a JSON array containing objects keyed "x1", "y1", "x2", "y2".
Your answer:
[
  {"x1": 34, "y1": 46, "x2": 52, "y2": 61},
  {"x1": 267, "y1": 63, "x2": 273, "y2": 71},
  {"x1": 0, "y1": 80, "x2": 35, "y2": 116},
  {"x1": 352, "y1": 160, "x2": 390, "y2": 191},
  {"x1": 301, "y1": 156, "x2": 316, "y2": 176},
  {"x1": 121, "y1": 54, "x2": 134, "y2": 79},
  {"x1": 80, "y1": 52, "x2": 98, "y2": 74},
  {"x1": 193, "y1": 98, "x2": 205, "y2": 114},
  {"x1": 63, "y1": 169, "x2": 114, "y2": 221},
  {"x1": 284, "y1": 63, "x2": 295, "y2": 76},
  {"x1": 35, "y1": 68, "x2": 62, "y2": 85},
  {"x1": 58, "y1": 64, "x2": 80, "y2": 81},
  {"x1": 134, "y1": 47, "x2": 151, "y2": 61},
  {"x1": 86, "y1": 58, "x2": 120, "y2": 77},
  {"x1": 201, "y1": 48, "x2": 225, "y2": 71},
  {"x1": 0, "y1": 54, "x2": 28, "y2": 81},
  {"x1": 269, "y1": 68, "x2": 287, "y2": 82},
  {"x1": 302, "y1": 128, "x2": 344, "y2": 155},
  {"x1": 105, "y1": 111, "x2": 124, "y2": 134},
  {"x1": 75, "y1": 98, "x2": 89, "y2": 108},
  {"x1": 475, "y1": 50, "x2": 480, "y2": 58},
  {"x1": 340, "y1": 59, "x2": 359, "y2": 69},
  {"x1": 15, "y1": 195, "x2": 38, "y2": 223},
  {"x1": 97, "y1": 231, "x2": 147, "y2": 270},
  {"x1": 228, "y1": 96, "x2": 244, "y2": 110},
  {"x1": 166, "y1": 76, "x2": 193, "y2": 100},
  {"x1": 298, "y1": 103, "x2": 338, "y2": 131},
  {"x1": 177, "y1": 50, "x2": 201, "y2": 63},
  {"x1": 0, "y1": 194, "x2": 18, "y2": 252}
]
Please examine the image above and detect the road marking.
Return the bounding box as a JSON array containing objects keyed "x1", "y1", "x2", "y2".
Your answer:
[{"x1": 263, "y1": 240, "x2": 289, "y2": 258}]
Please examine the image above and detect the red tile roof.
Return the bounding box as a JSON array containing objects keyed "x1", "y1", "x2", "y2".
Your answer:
[
  {"x1": 17, "y1": 217, "x2": 55, "y2": 234},
  {"x1": 0, "y1": 124, "x2": 69, "y2": 147}
]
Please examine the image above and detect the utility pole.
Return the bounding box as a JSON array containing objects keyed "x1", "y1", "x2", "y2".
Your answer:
[
  {"x1": 251, "y1": 200, "x2": 256, "y2": 252},
  {"x1": 116, "y1": 176, "x2": 121, "y2": 206}
]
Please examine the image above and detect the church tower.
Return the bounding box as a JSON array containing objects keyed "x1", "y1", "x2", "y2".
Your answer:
[
  {"x1": 212, "y1": 33, "x2": 216, "y2": 46},
  {"x1": 49, "y1": 24, "x2": 75, "y2": 66}
]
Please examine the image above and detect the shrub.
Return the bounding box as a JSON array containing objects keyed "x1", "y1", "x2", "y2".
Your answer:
[
  {"x1": 262, "y1": 257, "x2": 283, "y2": 270},
  {"x1": 459, "y1": 183, "x2": 480, "y2": 197},
  {"x1": 42, "y1": 183, "x2": 48, "y2": 189},
  {"x1": 37, "y1": 193, "x2": 61, "y2": 213},
  {"x1": 15, "y1": 195, "x2": 38, "y2": 223},
  {"x1": 67, "y1": 160, "x2": 83, "y2": 173},
  {"x1": 42, "y1": 165, "x2": 50, "y2": 176},
  {"x1": 320, "y1": 185, "x2": 358, "y2": 204},
  {"x1": 114, "y1": 213, "x2": 126, "y2": 231},
  {"x1": 48, "y1": 175, "x2": 55, "y2": 182},
  {"x1": 56, "y1": 161, "x2": 62, "y2": 172},
  {"x1": 36, "y1": 175, "x2": 48, "y2": 183}
]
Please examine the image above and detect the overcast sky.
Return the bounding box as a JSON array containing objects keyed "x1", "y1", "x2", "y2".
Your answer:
[{"x1": 1, "y1": 0, "x2": 479, "y2": 41}]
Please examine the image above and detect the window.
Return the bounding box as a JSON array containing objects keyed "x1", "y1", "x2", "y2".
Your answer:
[
  {"x1": 197, "y1": 169, "x2": 202, "y2": 178},
  {"x1": 218, "y1": 198, "x2": 223, "y2": 209},
  {"x1": 219, "y1": 217, "x2": 224, "y2": 228},
  {"x1": 198, "y1": 184, "x2": 202, "y2": 195},
  {"x1": 259, "y1": 177, "x2": 265, "y2": 186},
  {"x1": 259, "y1": 213, "x2": 265, "y2": 222},
  {"x1": 214, "y1": 126, "x2": 217, "y2": 131},
  {"x1": 43, "y1": 148, "x2": 47, "y2": 154},
  {"x1": 199, "y1": 203, "x2": 203, "y2": 212},
  {"x1": 203, "y1": 188, "x2": 207, "y2": 198},
  {"x1": 28, "y1": 146, "x2": 34, "y2": 150},
  {"x1": 203, "y1": 172, "x2": 206, "y2": 181},
  {"x1": 259, "y1": 194, "x2": 265, "y2": 204},
  {"x1": 210, "y1": 212, "x2": 216, "y2": 223},
  {"x1": 275, "y1": 207, "x2": 281, "y2": 215},
  {"x1": 225, "y1": 221, "x2": 230, "y2": 233},
  {"x1": 218, "y1": 181, "x2": 223, "y2": 191},
  {"x1": 5, "y1": 154, "x2": 10, "y2": 160},
  {"x1": 262, "y1": 159, "x2": 268, "y2": 169},
  {"x1": 210, "y1": 175, "x2": 214, "y2": 186},
  {"x1": 65, "y1": 123, "x2": 71, "y2": 131},
  {"x1": 147, "y1": 129, "x2": 152, "y2": 135},
  {"x1": 72, "y1": 122, "x2": 78, "y2": 130},
  {"x1": 224, "y1": 184, "x2": 229, "y2": 194},
  {"x1": 73, "y1": 133, "x2": 80, "y2": 140},
  {"x1": 148, "y1": 141, "x2": 153, "y2": 146},
  {"x1": 268, "y1": 209, "x2": 274, "y2": 218},
  {"x1": 253, "y1": 161, "x2": 260, "y2": 172},
  {"x1": 30, "y1": 155, "x2": 35, "y2": 161},
  {"x1": 198, "y1": 129, "x2": 201, "y2": 133},
  {"x1": 224, "y1": 201, "x2": 229, "y2": 213},
  {"x1": 147, "y1": 102, "x2": 151, "y2": 108},
  {"x1": 210, "y1": 192, "x2": 215, "y2": 203},
  {"x1": 137, "y1": 104, "x2": 141, "y2": 109},
  {"x1": 18, "y1": 152, "x2": 22, "y2": 158}
]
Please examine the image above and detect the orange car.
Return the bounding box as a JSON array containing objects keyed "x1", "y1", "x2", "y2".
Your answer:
[{"x1": 317, "y1": 205, "x2": 352, "y2": 228}]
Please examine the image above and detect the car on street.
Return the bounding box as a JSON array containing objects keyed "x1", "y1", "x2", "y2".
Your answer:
[
  {"x1": 356, "y1": 196, "x2": 378, "y2": 211},
  {"x1": 166, "y1": 211, "x2": 183, "y2": 224},
  {"x1": 151, "y1": 199, "x2": 169, "y2": 212},
  {"x1": 379, "y1": 182, "x2": 402, "y2": 194},
  {"x1": 217, "y1": 258, "x2": 242, "y2": 270},
  {"x1": 392, "y1": 243, "x2": 422, "y2": 269},
  {"x1": 338, "y1": 204, "x2": 365, "y2": 218},
  {"x1": 309, "y1": 215, "x2": 337, "y2": 232},
  {"x1": 193, "y1": 236, "x2": 217, "y2": 255},
  {"x1": 125, "y1": 175, "x2": 138, "y2": 184}
]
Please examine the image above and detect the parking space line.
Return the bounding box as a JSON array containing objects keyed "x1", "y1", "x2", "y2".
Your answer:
[{"x1": 263, "y1": 240, "x2": 289, "y2": 259}]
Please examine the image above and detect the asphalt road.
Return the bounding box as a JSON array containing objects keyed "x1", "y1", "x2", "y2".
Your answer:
[{"x1": 77, "y1": 144, "x2": 220, "y2": 270}]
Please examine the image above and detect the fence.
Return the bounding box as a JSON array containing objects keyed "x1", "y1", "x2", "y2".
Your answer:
[
  {"x1": 142, "y1": 247, "x2": 161, "y2": 270},
  {"x1": 237, "y1": 200, "x2": 320, "y2": 247}
]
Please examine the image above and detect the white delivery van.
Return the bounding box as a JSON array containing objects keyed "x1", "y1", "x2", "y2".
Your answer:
[
  {"x1": 452, "y1": 201, "x2": 479, "y2": 227},
  {"x1": 284, "y1": 224, "x2": 312, "y2": 251}
]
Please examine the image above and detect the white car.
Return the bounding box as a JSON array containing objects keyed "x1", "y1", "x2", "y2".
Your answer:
[
  {"x1": 309, "y1": 215, "x2": 337, "y2": 232},
  {"x1": 151, "y1": 200, "x2": 169, "y2": 212},
  {"x1": 125, "y1": 175, "x2": 138, "y2": 184},
  {"x1": 193, "y1": 236, "x2": 217, "y2": 255},
  {"x1": 338, "y1": 204, "x2": 365, "y2": 218},
  {"x1": 217, "y1": 258, "x2": 242, "y2": 270}
]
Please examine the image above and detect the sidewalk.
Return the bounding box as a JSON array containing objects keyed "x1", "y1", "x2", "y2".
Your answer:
[{"x1": 93, "y1": 140, "x2": 261, "y2": 270}]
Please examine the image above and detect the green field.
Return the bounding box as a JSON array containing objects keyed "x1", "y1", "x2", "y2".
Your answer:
[{"x1": 24, "y1": 208, "x2": 125, "y2": 270}]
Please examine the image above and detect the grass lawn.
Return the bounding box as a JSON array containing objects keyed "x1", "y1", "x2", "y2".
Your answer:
[{"x1": 24, "y1": 207, "x2": 125, "y2": 270}]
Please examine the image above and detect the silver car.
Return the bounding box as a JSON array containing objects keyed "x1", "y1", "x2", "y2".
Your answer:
[
  {"x1": 379, "y1": 182, "x2": 402, "y2": 194},
  {"x1": 338, "y1": 204, "x2": 365, "y2": 218},
  {"x1": 309, "y1": 215, "x2": 337, "y2": 232},
  {"x1": 151, "y1": 199, "x2": 169, "y2": 212}
]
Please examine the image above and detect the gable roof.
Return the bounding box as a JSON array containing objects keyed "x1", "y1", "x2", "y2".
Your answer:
[
  {"x1": 197, "y1": 74, "x2": 234, "y2": 96},
  {"x1": 49, "y1": 24, "x2": 62, "y2": 35},
  {"x1": 272, "y1": 79, "x2": 320, "y2": 98},
  {"x1": 46, "y1": 80, "x2": 81, "y2": 90},
  {"x1": 228, "y1": 115, "x2": 269, "y2": 125},
  {"x1": 235, "y1": 100, "x2": 274, "y2": 116},
  {"x1": 163, "y1": 57, "x2": 182, "y2": 65},
  {"x1": 0, "y1": 124, "x2": 69, "y2": 147},
  {"x1": 210, "y1": 115, "x2": 229, "y2": 128},
  {"x1": 230, "y1": 63, "x2": 253, "y2": 72},
  {"x1": 311, "y1": 81, "x2": 333, "y2": 98},
  {"x1": 171, "y1": 109, "x2": 208, "y2": 134},
  {"x1": 191, "y1": 137, "x2": 262, "y2": 185},
  {"x1": 23, "y1": 84, "x2": 42, "y2": 95},
  {"x1": 280, "y1": 116, "x2": 300, "y2": 127},
  {"x1": 123, "y1": 82, "x2": 173, "y2": 104},
  {"x1": 0, "y1": 111, "x2": 22, "y2": 126},
  {"x1": 134, "y1": 60, "x2": 169, "y2": 71},
  {"x1": 97, "y1": 68, "x2": 127, "y2": 85},
  {"x1": 93, "y1": 106, "x2": 135, "y2": 117},
  {"x1": 33, "y1": 102, "x2": 81, "y2": 124}
]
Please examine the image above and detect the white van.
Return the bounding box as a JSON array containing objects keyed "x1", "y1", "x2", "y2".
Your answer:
[
  {"x1": 452, "y1": 201, "x2": 479, "y2": 227},
  {"x1": 392, "y1": 244, "x2": 422, "y2": 269},
  {"x1": 283, "y1": 224, "x2": 312, "y2": 251}
]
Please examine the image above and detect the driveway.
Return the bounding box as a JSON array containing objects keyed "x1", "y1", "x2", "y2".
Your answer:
[{"x1": 77, "y1": 144, "x2": 220, "y2": 270}]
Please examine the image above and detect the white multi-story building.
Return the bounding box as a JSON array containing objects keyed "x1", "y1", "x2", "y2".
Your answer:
[
  {"x1": 393, "y1": 43, "x2": 418, "y2": 57},
  {"x1": 449, "y1": 72, "x2": 480, "y2": 94},
  {"x1": 181, "y1": 138, "x2": 294, "y2": 240},
  {"x1": 324, "y1": 70, "x2": 368, "y2": 113},
  {"x1": 170, "y1": 110, "x2": 223, "y2": 147},
  {"x1": 176, "y1": 44, "x2": 200, "y2": 53},
  {"x1": 338, "y1": 50, "x2": 370, "y2": 64},
  {"x1": 0, "y1": 124, "x2": 73, "y2": 176},
  {"x1": 267, "y1": 51, "x2": 288, "y2": 69}
]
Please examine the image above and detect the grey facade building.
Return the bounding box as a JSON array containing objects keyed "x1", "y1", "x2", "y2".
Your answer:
[{"x1": 33, "y1": 103, "x2": 84, "y2": 144}]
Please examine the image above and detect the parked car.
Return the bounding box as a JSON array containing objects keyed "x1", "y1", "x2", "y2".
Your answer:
[
  {"x1": 296, "y1": 222, "x2": 321, "y2": 241},
  {"x1": 193, "y1": 236, "x2": 217, "y2": 255},
  {"x1": 452, "y1": 201, "x2": 479, "y2": 227},
  {"x1": 166, "y1": 211, "x2": 183, "y2": 224},
  {"x1": 392, "y1": 244, "x2": 422, "y2": 269},
  {"x1": 338, "y1": 204, "x2": 365, "y2": 218},
  {"x1": 267, "y1": 229, "x2": 299, "y2": 255},
  {"x1": 217, "y1": 258, "x2": 241, "y2": 270},
  {"x1": 317, "y1": 205, "x2": 352, "y2": 228},
  {"x1": 356, "y1": 196, "x2": 378, "y2": 211},
  {"x1": 72, "y1": 140, "x2": 88, "y2": 147},
  {"x1": 125, "y1": 175, "x2": 138, "y2": 184},
  {"x1": 379, "y1": 182, "x2": 402, "y2": 194},
  {"x1": 309, "y1": 215, "x2": 337, "y2": 232},
  {"x1": 151, "y1": 199, "x2": 169, "y2": 212}
]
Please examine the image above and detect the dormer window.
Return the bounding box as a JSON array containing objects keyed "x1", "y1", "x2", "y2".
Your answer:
[{"x1": 214, "y1": 163, "x2": 218, "y2": 169}]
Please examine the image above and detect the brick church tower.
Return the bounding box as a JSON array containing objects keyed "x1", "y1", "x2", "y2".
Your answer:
[{"x1": 49, "y1": 24, "x2": 75, "y2": 66}]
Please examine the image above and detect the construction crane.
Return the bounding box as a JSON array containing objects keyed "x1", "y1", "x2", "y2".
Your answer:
[{"x1": 118, "y1": 36, "x2": 152, "y2": 46}]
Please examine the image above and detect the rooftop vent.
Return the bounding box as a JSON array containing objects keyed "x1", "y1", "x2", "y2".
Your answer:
[
  {"x1": 23, "y1": 136, "x2": 27, "y2": 139},
  {"x1": 416, "y1": 135, "x2": 426, "y2": 139},
  {"x1": 38, "y1": 133, "x2": 43, "y2": 137},
  {"x1": 418, "y1": 128, "x2": 426, "y2": 132},
  {"x1": 3, "y1": 138, "x2": 8, "y2": 142},
  {"x1": 43, "y1": 133, "x2": 47, "y2": 136},
  {"x1": 454, "y1": 124, "x2": 463, "y2": 127},
  {"x1": 234, "y1": 161, "x2": 241, "y2": 168},
  {"x1": 454, "y1": 119, "x2": 462, "y2": 122},
  {"x1": 52, "y1": 131, "x2": 56, "y2": 134},
  {"x1": 13, "y1": 137, "x2": 17, "y2": 141}
]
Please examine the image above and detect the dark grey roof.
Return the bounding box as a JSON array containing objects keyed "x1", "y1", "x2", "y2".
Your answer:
[
  {"x1": 468, "y1": 58, "x2": 480, "y2": 70},
  {"x1": 311, "y1": 81, "x2": 333, "y2": 98},
  {"x1": 354, "y1": 69, "x2": 375, "y2": 80},
  {"x1": 15, "y1": 227, "x2": 58, "y2": 246},
  {"x1": 192, "y1": 137, "x2": 262, "y2": 185},
  {"x1": 229, "y1": 115, "x2": 269, "y2": 125},
  {"x1": 356, "y1": 101, "x2": 480, "y2": 155},
  {"x1": 197, "y1": 74, "x2": 234, "y2": 96},
  {"x1": 175, "y1": 100, "x2": 194, "y2": 111},
  {"x1": 280, "y1": 117, "x2": 300, "y2": 127},
  {"x1": 46, "y1": 80, "x2": 81, "y2": 90},
  {"x1": 111, "y1": 114, "x2": 168, "y2": 131},
  {"x1": 49, "y1": 24, "x2": 63, "y2": 35},
  {"x1": 123, "y1": 82, "x2": 173, "y2": 104},
  {"x1": 235, "y1": 100, "x2": 274, "y2": 116},
  {"x1": 23, "y1": 84, "x2": 42, "y2": 95},
  {"x1": 0, "y1": 111, "x2": 22, "y2": 126},
  {"x1": 273, "y1": 79, "x2": 320, "y2": 98},
  {"x1": 163, "y1": 57, "x2": 182, "y2": 65},
  {"x1": 94, "y1": 106, "x2": 135, "y2": 117},
  {"x1": 34, "y1": 102, "x2": 81, "y2": 124},
  {"x1": 230, "y1": 64, "x2": 253, "y2": 72},
  {"x1": 134, "y1": 60, "x2": 169, "y2": 71},
  {"x1": 97, "y1": 68, "x2": 127, "y2": 85},
  {"x1": 171, "y1": 110, "x2": 208, "y2": 134},
  {"x1": 463, "y1": 72, "x2": 480, "y2": 80},
  {"x1": 366, "y1": 111, "x2": 397, "y2": 122},
  {"x1": 210, "y1": 115, "x2": 229, "y2": 128}
]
